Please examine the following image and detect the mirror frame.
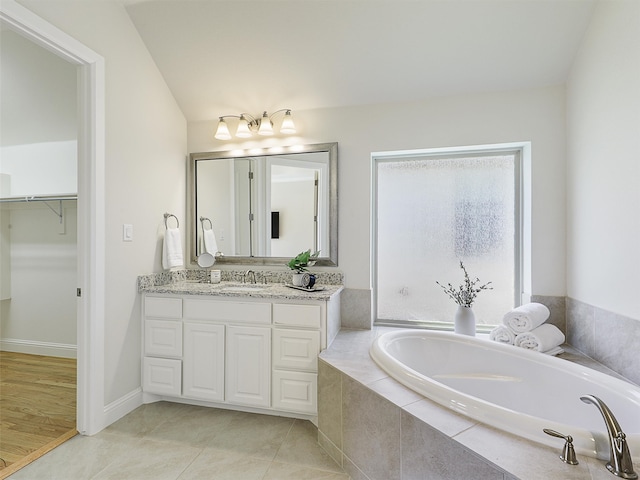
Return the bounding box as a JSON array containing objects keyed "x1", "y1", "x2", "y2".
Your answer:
[{"x1": 187, "y1": 142, "x2": 338, "y2": 267}]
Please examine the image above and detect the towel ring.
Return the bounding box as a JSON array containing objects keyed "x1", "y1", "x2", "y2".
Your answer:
[
  {"x1": 200, "y1": 216, "x2": 213, "y2": 230},
  {"x1": 164, "y1": 213, "x2": 179, "y2": 229}
]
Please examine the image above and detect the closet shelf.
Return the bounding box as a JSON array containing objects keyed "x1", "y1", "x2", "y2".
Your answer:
[
  {"x1": 0, "y1": 194, "x2": 77, "y2": 223},
  {"x1": 0, "y1": 194, "x2": 77, "y2": 203}
]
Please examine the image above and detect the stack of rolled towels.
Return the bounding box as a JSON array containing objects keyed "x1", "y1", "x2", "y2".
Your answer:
[{"x1": 490, "y1": 303, "x2": 565, "y2": 355}]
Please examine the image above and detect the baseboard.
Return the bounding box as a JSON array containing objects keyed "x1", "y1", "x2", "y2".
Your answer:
[
  {"x1": 103, "y1": 387, "x2": 143, "y2": 429},
  {"x1": 0, "y1": 338, "x2": 76, "y2": 358}
]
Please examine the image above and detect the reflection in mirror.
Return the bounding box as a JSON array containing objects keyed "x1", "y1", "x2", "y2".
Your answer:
[{"x1": 188, "y1": 143, "x2": 337, "y2": 267}]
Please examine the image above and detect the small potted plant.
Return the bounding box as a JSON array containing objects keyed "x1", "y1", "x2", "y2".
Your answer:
[
  {"x1": 287, "y1": 249, "x2": 320, "y2": 286},
  {"x1": 436, "y1": 261, "x2": 492, "y2": 336}
]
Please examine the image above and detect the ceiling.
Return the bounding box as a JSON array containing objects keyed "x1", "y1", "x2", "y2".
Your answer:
[{"x1": 123, "y1": 0, "x2": 596, "y2": 123}]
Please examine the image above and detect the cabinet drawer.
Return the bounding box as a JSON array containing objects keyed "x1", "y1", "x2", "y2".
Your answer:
[
  {"x1": 272, "y1": 370, "x2": 317, "y2": 414},
  {"x1": 273, "y1": 329, "x2": 320, "y2": 371},
  {"x1": 184, "y1": 298, "x2": 271, "y2": 324},
  {"x1": 144, "y1": 319, "x2": 182, "y2": 357},
  {"x1": 273, "y1": 304, "x2": 321, "y2": 328},
  {"x1": 145, "y1": 296, "x2": 182, "y2": 319},
  {"x1": 143, "y1": 357, "x2": 181, "y2": 396}
]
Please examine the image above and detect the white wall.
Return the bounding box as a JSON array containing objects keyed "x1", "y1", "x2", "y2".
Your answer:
[
  {"x1": 0, "y1": 28, "x2": 77, "y2": 147},
  {"x1": 0, "y1": 203, "x2": 77, "y2": 355},
  {"x1": 189, "y1": 86, "x2": 567, "y2": 297},
  {"x1": 16, "y1": 0, "x2": 188, "y2": 405},
  {"x1": 196, "y1": 159, "x2": 232, "y2": 256},
  {"x1": 0, "y1": 141, "x2": 77, "y2": 196},
  {"x1": 566, "y1": 0, "x2": 640, "y2": 321},
  {"x1": 0, "y1": 29, "x2": 78, "y2": 193},
  {"x1": 270, "y1": 176, "x2": 315, "y2": 257},
  {"x1": 0, "y1": 205, "x2": 10, "y2": 300}
]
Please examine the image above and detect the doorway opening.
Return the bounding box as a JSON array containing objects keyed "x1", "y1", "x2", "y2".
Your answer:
[{"x1": 0, "y1": 0, "x2": 105, "y2": 476}]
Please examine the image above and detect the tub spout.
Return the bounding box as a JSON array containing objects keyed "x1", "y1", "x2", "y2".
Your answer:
[{"x1": 580, "y1": 394, "x2": 637, "y2": 479}]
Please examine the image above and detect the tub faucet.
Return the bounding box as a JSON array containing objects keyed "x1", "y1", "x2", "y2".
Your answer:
[{"x1": 580, "y1": 394, "x2": 638, "y2": 479}]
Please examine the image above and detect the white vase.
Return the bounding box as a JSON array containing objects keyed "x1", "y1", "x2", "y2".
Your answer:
[
  {"x1": 454, "y1": 306, "x2": 476, "y2": 336},
  {"x1": 292, "y1": 273, "x2": 304, "y2": 286}
]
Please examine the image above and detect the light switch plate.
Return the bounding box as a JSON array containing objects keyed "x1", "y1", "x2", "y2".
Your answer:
[{"x1": 123, "y1": 224, "x2": 133, "y2": 242}]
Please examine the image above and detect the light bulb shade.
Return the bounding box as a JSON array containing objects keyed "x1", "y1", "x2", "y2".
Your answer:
[
  {"x1": 258, "y1": 112, "x2": 274, "y2": 136},
  {"x1": 214, "y1": 118, "x2": 232, "y2": 140},
  {"x1": 235, "y1": 115, "x2": 252, "y2": 138},
  {"x1": 279, "y1": 110, "x2": 296, "y2": 134}
]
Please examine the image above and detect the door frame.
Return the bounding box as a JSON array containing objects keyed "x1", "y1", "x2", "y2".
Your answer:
[{"x1": 0, "y1": 0, "x2": 106, "y2": 435}]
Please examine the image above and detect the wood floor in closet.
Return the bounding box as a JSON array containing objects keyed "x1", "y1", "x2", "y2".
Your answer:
[{"x1": 0, "y1": 351, "x2": 76, "y2": 477}]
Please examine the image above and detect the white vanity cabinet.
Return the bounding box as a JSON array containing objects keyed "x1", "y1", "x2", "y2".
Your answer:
[{"x1": 142, "y1": 290, "x2": 340, "y2": 420}]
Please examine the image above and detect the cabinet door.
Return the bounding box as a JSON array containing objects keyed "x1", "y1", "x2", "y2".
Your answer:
[
  {"x1": 273, "y1": 328, "x2": 320, "y2": 372},
  {"x1": 226, "y1": 325, "x2": 270, "y2": 407},
  {"x1": 143, "y1": 357, "x2": 181, "y2": 396},
  {"x1": 183, "y1": 322, "x2": 225, "y2": 402}
]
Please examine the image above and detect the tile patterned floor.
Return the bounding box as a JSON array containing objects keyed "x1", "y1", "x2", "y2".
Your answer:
[{"x1": 8, "y1": 402, "x2": 349, "y2": 480}]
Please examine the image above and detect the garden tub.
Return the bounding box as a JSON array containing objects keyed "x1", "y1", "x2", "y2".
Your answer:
[{"x1": 370, "y1": 329, "x2": 640, "y2": 460}]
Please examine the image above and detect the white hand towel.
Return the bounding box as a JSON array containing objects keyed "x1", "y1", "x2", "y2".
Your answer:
[
  {"x1": 202, "y1": 228, "x2": 218, "y2": 255},
  {"x1": 514, "y1": 324, "x2": 565, "y2": 352},
  {"x1": 489, "y1": 325, "x2": 517, "y2": 345},
  {"x1": 162, "y1": 227, "x2": 183, "y2": 270},
  {"x1": 502, "y1": 303, "x2": 550, "y2": 333}
]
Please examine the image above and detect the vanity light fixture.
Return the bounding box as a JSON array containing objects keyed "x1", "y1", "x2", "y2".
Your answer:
[{"x1": 214, "y1": 109, "x2": 296, "y2": 140}]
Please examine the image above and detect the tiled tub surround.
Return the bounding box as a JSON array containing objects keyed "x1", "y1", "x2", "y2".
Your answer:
[
  {"x1": 566, "y1": 297, "x2": 640, "y2": 387},
  {"x1": 530, "y1": 294, "x2": 566, "y2": 333},
  {"x1": 318, "y1": 327, "x2": 639, "y2": 480}
]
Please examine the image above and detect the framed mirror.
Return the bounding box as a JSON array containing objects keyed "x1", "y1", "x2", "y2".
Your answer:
[{"x1": 187, "y1": 142, "x2": 338, "y2": 267}]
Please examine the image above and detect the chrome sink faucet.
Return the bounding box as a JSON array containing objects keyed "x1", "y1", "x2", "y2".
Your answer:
[
  {"x1": 244, "y1": 270, "x2": 256, "y2": 284},
  {"x1": 580, "y1": 394, "x2": 638, "y2": 479}
]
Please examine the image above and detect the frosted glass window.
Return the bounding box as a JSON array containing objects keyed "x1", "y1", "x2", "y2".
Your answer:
[{"x1": 374, "y1": 151, "x2": 520, "y2": 328}]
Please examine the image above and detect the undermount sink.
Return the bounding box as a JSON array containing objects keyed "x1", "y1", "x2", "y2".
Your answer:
[
  {"x1": 179, "y1": 280, "x2": 272, "y2": 292},
  {"x1": 219, "y1": 284, "x2": 267, "y2": 292}
]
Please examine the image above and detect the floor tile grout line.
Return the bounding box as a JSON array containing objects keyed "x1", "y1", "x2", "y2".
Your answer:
[
  {"x1": 173, "y1": 447, "x2": 207, "y2": 480},
  {"x1": 270, "y1": 418, "x2": 349, "y2": 476},
  {"x1": 268, "y1": 458, "x2": 350, "y2": 476},
  {"x1": 271, "y1": 418, "x2": 297, "y2": 461}
]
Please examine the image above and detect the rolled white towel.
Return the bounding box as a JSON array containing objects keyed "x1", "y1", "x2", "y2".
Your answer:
[
  {"x1": 489, "y1": 325, "x2": 517, "y2": 345},
  {"x1": 162, "y1": 227, "x2": 183, "y2": 270},
  {"x1": 514, "y1": 324, "x2": 565, "y2": 352},
  {"x1": 543, "y1": 346, "x2": 565, "y2": 356},
  {"x1": 202, "y1": 228, "x2": 218, "y2": 255},
  {"x1": 502, "y1": 303, "x2": 550, "y2": 333}
]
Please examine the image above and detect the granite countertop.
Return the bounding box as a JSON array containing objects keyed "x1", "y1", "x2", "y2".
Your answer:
[
  {"x1": 138, "y1": 269, "x2": 344, "y2": 301},
  {"x1": 140, "y1": 280, "x2": 344, "y2": 301}
]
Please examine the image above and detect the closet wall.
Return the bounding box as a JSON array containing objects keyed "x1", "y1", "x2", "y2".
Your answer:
[{"x1": 0, "y1": 28, "x2": 78, "y2": 358}]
